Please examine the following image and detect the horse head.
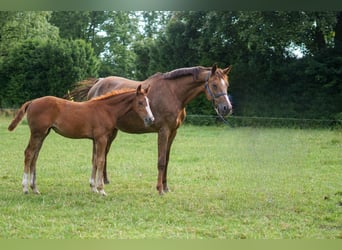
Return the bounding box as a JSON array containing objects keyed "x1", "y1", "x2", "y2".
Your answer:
[
  {"x1": 204, "y1": 64, "x2": 233, "y2": 116},
  {"x1": 135, "y1": 84, "x2": 155, "y2": 126}
]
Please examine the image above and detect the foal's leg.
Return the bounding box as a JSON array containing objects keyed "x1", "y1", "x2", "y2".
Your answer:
[
  {"x1": 103, "y1": 129, "x2": 118, "y2": 184},
  {"x1": 29, "y1": 132, "x2": 49, "y2": 194},
  {"x1": 90, "y1": 140, "x2": 98, "y2": 193},
  {"x1": 23, "y1": 133, "x2": 47, "y2": 194},
  {"x1": 93, "y1": 137, "x2": 108, "y2": 196},
  {"x1": 23, "y1": 139, "x2": 35, "y2": 194}
]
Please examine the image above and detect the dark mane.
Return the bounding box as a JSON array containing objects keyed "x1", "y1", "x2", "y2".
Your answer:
[{"x1": 162, "y1": 66, "x2": 210, "y2": 80}]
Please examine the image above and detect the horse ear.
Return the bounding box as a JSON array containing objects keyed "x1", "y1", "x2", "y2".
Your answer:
[
  {"x1": 144, "y1": 84, "x2": 151, "y2": 94},
  {"x1": 223, "y1": 65, "x2": 232, "y2": 75},
  {"x1": 136, "y1": 84, "x2": 142, "y2": 95},
  {"x1": 211, "y1": 64, "x2": 217, "y2": 75}
]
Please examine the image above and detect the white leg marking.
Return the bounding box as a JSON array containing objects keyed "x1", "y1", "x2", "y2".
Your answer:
[
  {"x1": 30, "y1": 173, "x2": 34, "y2": 187},
  {"x1": 22, "y1": 173, "x2": 29, "y2": 194},
  {"x1": 30, "y1": 174, "x2": 40, "y2": 194},
  {"x1": 89, "y1": 177, "x2": 98, "y2": 193}
]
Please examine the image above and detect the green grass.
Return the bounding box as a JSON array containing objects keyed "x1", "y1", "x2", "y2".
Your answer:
[{"x1": 0, "y1": 115, "x2": 341, "y2": 239}]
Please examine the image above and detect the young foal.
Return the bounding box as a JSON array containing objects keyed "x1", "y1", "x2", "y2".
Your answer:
[{"x1": 8, "y1": 85, "x2": 154, "y2": 196}]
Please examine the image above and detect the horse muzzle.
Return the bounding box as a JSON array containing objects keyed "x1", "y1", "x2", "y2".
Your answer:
[
  {"x1": 217, "y1": 103, "x2": 232, "y2": 116},
  {"x1": 216, "y1": 94, "x2": 233, "y2": 116},
  {"x1": 144, "y1": 116, "x2": 155, "y2": 126}
]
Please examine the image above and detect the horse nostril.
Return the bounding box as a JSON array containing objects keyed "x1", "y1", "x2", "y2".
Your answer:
[{"x1": 145, "y1": 116, "x2": 154, "y2": 125}]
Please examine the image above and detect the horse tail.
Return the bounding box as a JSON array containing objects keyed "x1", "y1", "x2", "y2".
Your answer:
[
  {"x1": 64, "y1": 78, "x2": 98, "y2": 101},
  {"x1": 8, "y1": 101, "x2": 32, "y2": 131}
]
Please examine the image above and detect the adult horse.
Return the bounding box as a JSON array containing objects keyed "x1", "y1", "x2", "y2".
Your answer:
[
  {"x1": 67, "y1": 64, "x2": 233, "y2": 194},
  {"x1": 8, "y1": 85, "x2": 154, "y2": 196}
]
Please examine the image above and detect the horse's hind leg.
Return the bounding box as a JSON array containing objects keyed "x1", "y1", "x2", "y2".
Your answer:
[
  {"x1": 23, "y1": 143, "x2": 34, "y2": 194},
  {"x1": 29, "y1": 137, "x2": 47, "y2": 194},
  {"x1": 23, "y1": 132, "x2": 48, "y2": 194}
]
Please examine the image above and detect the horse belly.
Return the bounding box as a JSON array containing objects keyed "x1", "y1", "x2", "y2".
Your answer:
[
  {"x1": 52, "y1": 106, "x2": 94, "y2": 139},
  {"x1": 117, "y1": 111, "x2": 156, "y2": 134}
]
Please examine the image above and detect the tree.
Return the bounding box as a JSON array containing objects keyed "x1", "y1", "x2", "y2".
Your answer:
[
  {"x1": 50, "y1": 11, "x2": 107, "y2": 57},
  {"x1": 0, "y1": 11, "x2": 59, "y2": 58},
  {"x1": 98, "y1": 11, "x2": 139, "y2": 77},
  {"x1": 0, "y1": 39, "x2": 99, "y2": 107}
]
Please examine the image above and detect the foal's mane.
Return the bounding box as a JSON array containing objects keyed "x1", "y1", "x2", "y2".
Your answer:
[
  {"x1": 91, "y1": 88, "x2": 135, "y2": 101},
  {"x1": 162, "y1": 66, "x2": 211, "y2": 80}
]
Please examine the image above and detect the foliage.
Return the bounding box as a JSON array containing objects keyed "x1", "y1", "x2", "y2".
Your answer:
[
  {"x1": 130, "y1": 11, "x2": 341, "y2": 120},
  {"x1": 0, "y1": 11, "x2": 59, "y2": 58},
  {"x1": 0, "y1": 38, "x2": 99, "y2": 107},
  {"x1": 1, "y1": 11, "x2": 341, "y2": 121}
]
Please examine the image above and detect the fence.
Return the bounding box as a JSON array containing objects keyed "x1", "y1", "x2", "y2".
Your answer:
[
  {"x1": 185, "y1": 114, "x2": 342, "y2": 129},
  {"x1": 1, "y1": 109, "x2": 341, "y2": 129},
  {"x1": 0, "y1": 108, "x2": 17, "y2": 117}
]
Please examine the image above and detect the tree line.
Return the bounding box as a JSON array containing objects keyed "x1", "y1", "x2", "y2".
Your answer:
[{"x1": 0, "y1": 11, "x2": 341, "y2": 121}]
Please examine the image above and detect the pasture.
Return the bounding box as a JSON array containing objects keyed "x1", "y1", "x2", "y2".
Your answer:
[{"x1": 0, "y1": 115, "x2": 341, "y2": 239}]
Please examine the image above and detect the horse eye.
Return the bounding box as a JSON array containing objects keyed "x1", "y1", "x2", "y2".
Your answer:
[
  {"x1": 138, "y1": 101, "x2": 144, "y2": 106},
  {"x1": 212, "y1": 84, "x2": 218, "y2": 90}
]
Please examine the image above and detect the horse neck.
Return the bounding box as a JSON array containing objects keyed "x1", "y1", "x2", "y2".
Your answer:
[
  {"x1": 98, "y1": 92, "x2": 135, "y2": 117},
  {"x1": 168, "y1": 72, "x2": 209, "y2": 107}
]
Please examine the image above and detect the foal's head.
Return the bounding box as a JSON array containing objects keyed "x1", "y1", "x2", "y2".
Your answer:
[
  {"x1": 204, "y1": 64, "x2": 233, "y2": 116},
  {"x1": 134, "y1": 85, "x2": 155, "y2": 126}
]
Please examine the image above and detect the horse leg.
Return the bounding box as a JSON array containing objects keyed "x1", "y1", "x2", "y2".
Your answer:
[
  {"x1": 23, "y1": 140, "x2": 35, "y2": 194},
  {"x1": 103, "y1": 129, "x2": 118, "y2": 184},
  {"x1": 162, "y1": 130, "x2": 177, "y2": 193},
  {"x1": 90, "y1": 140, "x2": 98, "y2": 193},
  {"x1": 94, "y1": 138, "x2": 108, "y2": 196},
  {"x1": 156, "y1": 128, "x2": 171, "y2": 195},
  {"x1": 23, "y1": 133, "x2": 47, "y2": 194}
]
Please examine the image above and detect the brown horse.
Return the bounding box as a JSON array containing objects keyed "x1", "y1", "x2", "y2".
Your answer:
[
  {"x1": 8, "y1": 85, "x2": 154, "y2": 196},
  {"x1": 67, "y1": 64, "x2": 232, "y2": 194}
]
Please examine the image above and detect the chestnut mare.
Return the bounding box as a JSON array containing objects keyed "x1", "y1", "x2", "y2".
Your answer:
[
  {"x1": 8, "y1": 85, "x2": 154, "y2": 196},
  {"x1": 67, "y1": 64, "x2": 233, "y2": 194}
]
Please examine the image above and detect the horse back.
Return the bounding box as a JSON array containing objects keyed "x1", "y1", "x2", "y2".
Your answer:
[
  {"x1": 87, "y1": 76, "x2": 142, "y2": 99},
  {"x1": 25, "y1": 96, "x2": 64, "y2": 126}
]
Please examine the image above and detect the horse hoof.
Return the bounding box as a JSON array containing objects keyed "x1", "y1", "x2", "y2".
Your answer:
[
  {"x1": 99, "y1": 190, "x2": 107, "y2": 196},
  {"x1": 23, "y1": 190, "x2": 29, "y2": 195},
  {"x1": 104, "y1": 179, "x2": 110, "y2": 185}
]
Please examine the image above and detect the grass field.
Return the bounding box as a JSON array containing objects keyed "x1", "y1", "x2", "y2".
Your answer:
[{"x1": 0, "y1": 115, "x2": 341, "y2": 239}]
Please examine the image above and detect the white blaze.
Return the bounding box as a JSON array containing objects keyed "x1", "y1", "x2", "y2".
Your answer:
[
  {"x1": 145, "y1": 96, "x2": 154, "y2": 121},
  {"x1": 221, "y1": 79, "x2": 232, "y2": 110}
]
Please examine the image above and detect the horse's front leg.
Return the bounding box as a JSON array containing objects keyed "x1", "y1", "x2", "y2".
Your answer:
[
  {"x1": 156, "y1": 128, "x2": 170, "y2": 195},
  {"x1": 103, "y1": 129, "x2": 118, "y2": 184},
  {"x1": 162, "y1": 129, "x2": 177, "y2": 193},
  {"x1": 94, "y1": 138, "x2": 108, "y2": 196},
  {"x1": 90, "y1": 140, "x2": 98, "y2": 193}
]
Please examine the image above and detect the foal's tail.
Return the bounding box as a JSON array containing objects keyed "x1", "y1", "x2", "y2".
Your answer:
[
  {"x1": 8, "y1": 101, "x2": 32, "y2": 131},
  {"x1": 64, "y1": 78, "x2": 97, "y2": 101}
]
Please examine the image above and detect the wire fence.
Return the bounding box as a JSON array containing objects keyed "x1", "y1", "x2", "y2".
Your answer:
[
  {"x1": 185, "y1": 114, "x2": 342, "y2": 129},
  {"x1": 1, "y1": 108, "x2": 341, "y2": 129},
  {"x1": 0, "y1": 108, "x2": 17, "y2": 117}
]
